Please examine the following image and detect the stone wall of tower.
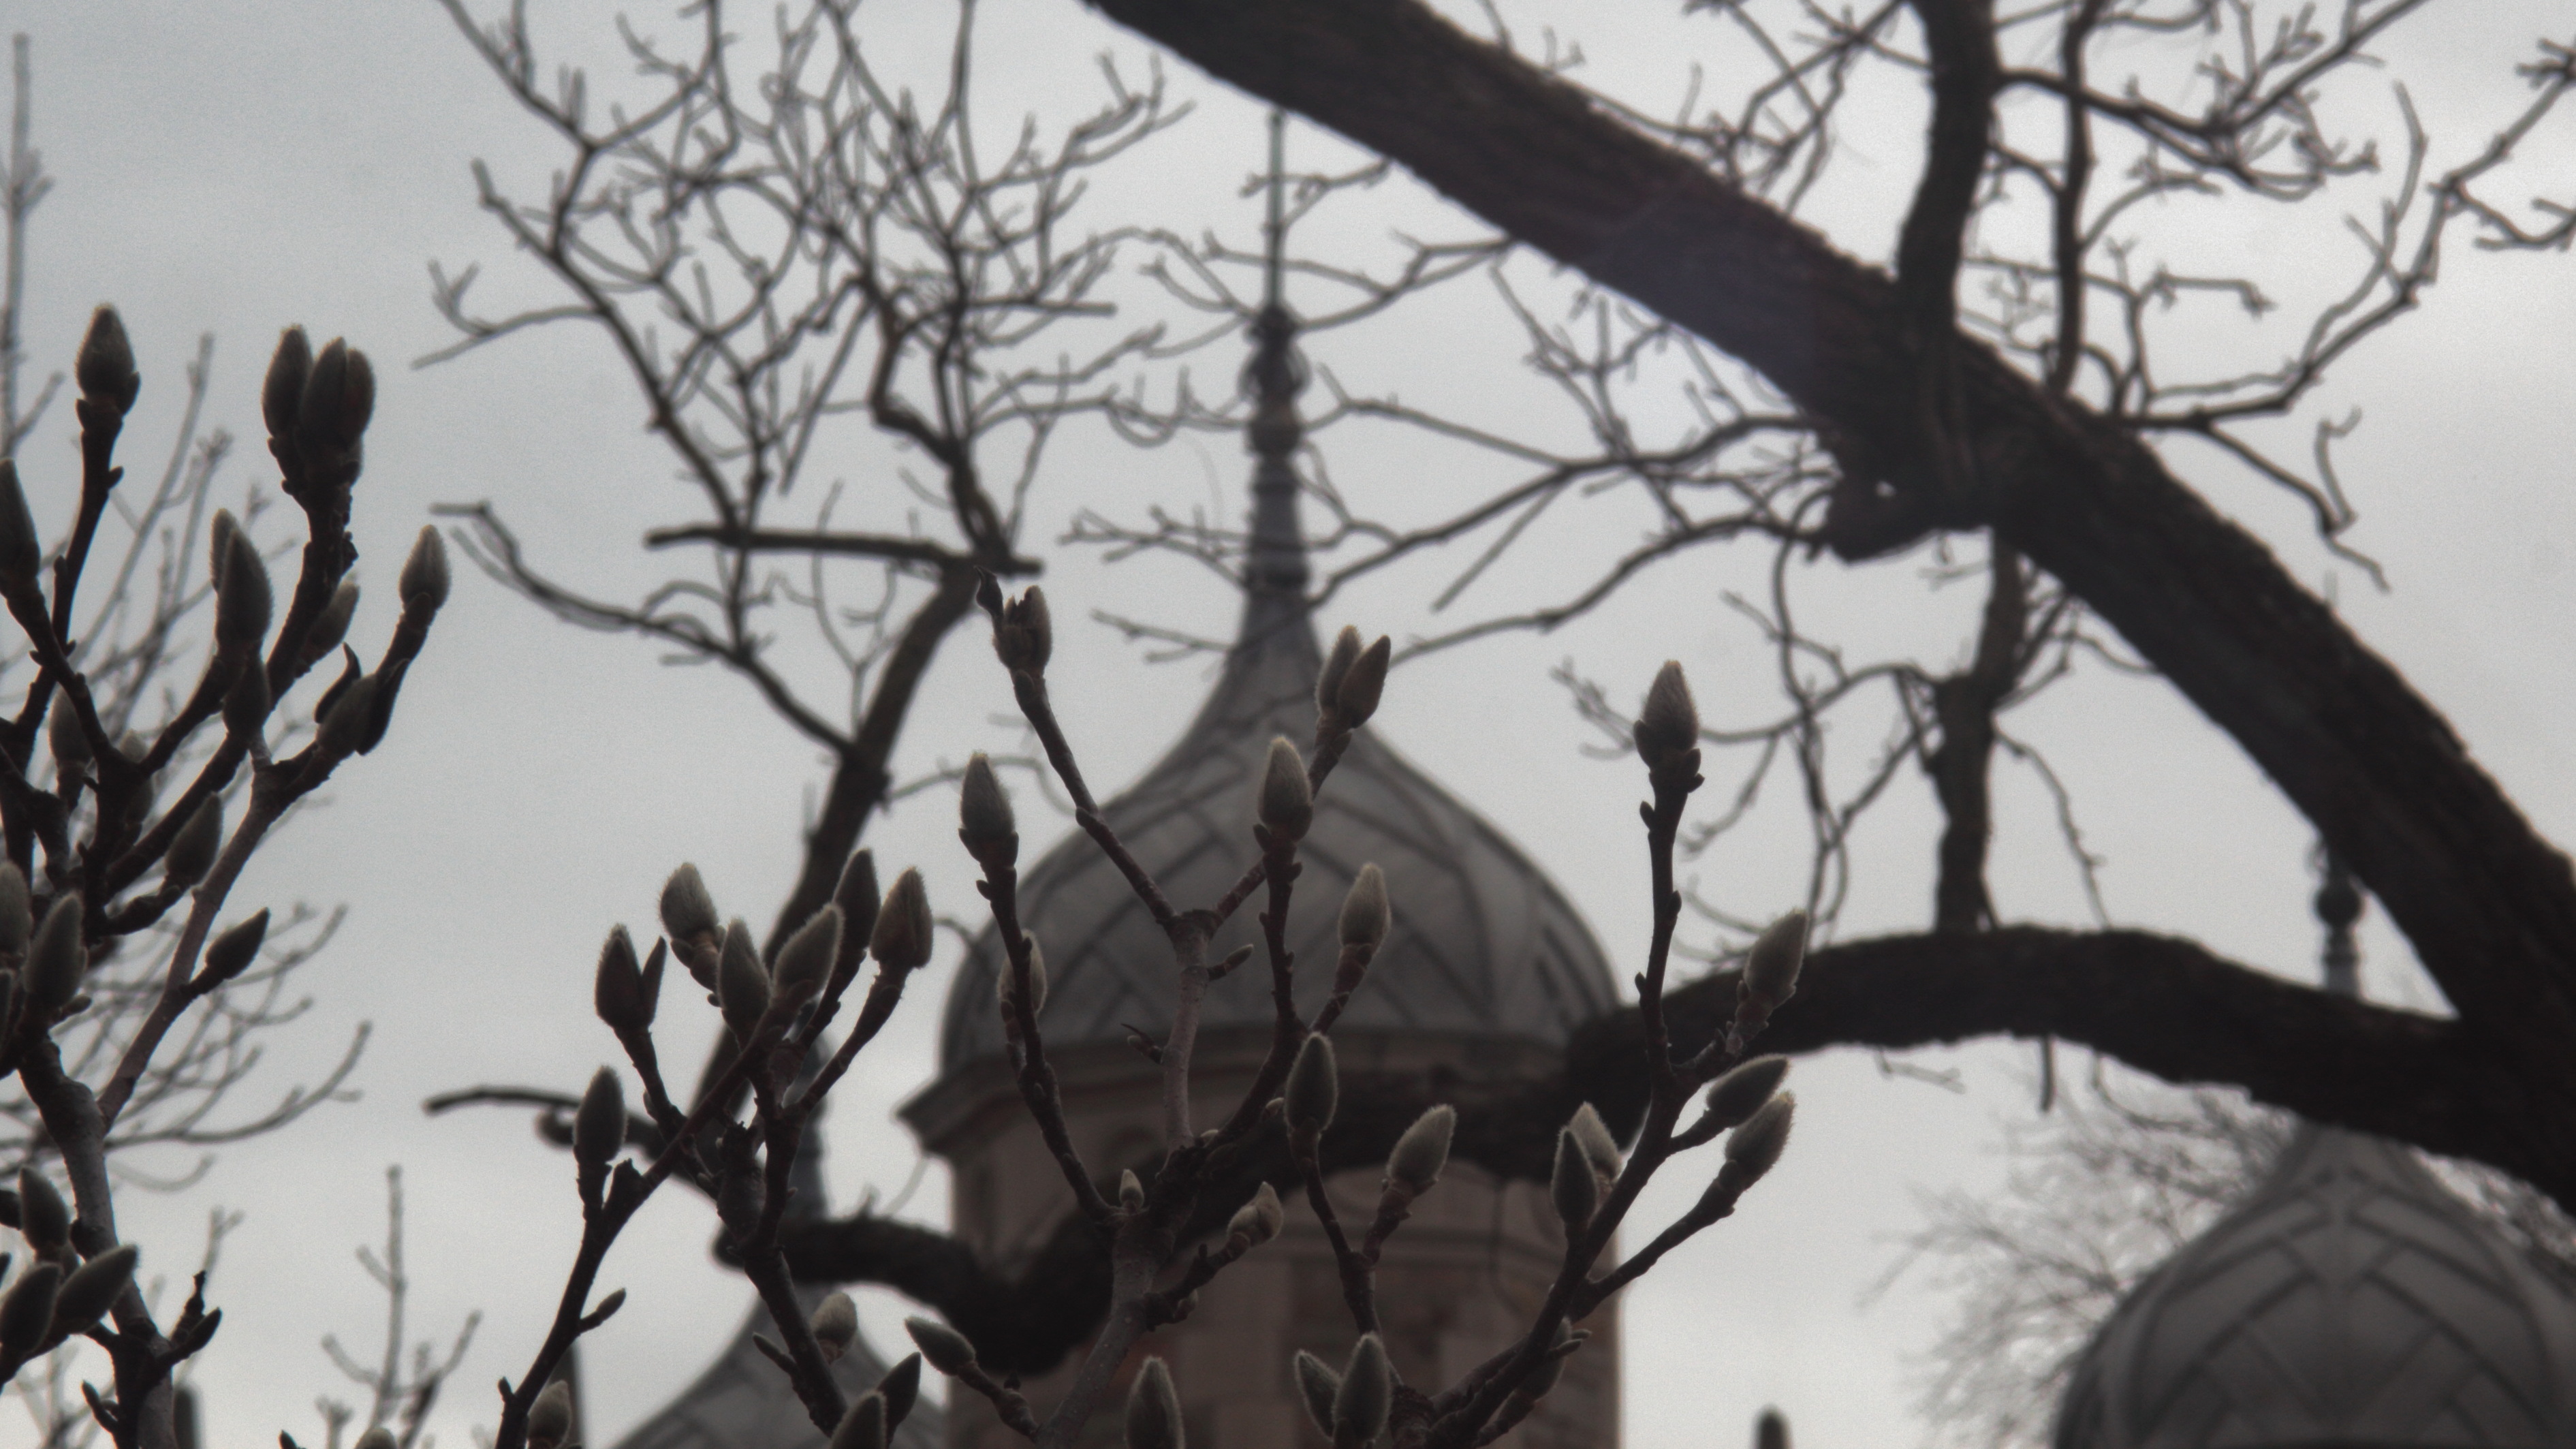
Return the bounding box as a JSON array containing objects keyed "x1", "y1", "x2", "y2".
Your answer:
[{"x1": 914, "y1": 1035, "x2": 1620, "y2": 1449}]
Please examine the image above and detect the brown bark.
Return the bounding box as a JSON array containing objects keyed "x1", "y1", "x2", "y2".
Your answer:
[
  {"x1": 782, "y1": 926, "x2": 2526, "y2": 1372},
  {"x1": 1076, "y1": 0, "x2": 2576, "y2": 1166}
]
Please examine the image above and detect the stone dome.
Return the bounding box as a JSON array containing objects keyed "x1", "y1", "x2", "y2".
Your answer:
[
  {"x1": 935, "y1": 608, "x2": 1622, "y2": 1072},
  {"x1": 2053, "y1": 1117, "x2": 2576, "y2": 1449}
]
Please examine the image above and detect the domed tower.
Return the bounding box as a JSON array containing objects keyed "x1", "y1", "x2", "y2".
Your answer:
[
  {"x1": 900, "y1": 114, "x2": 1624, "y2": 1449},
  {"x1": 2054, "y1": 856, "x2": 2576, "y2": 1449}
]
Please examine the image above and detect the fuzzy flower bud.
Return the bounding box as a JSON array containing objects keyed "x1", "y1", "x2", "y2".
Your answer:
[
  {"x1": 163, "y1": 797, "x2": 223, "y2": 890},
  {"x1": 959, "y1": 753, "x2": 1016, "y2": 859},
  {"x1": 16, "y1": 1168, "x2": 70, "y2": 1251},
  {"x1": 46, "y1": 704, "x2": 89, "y2": 781},
  {"x1": 296, "y1": 338, "x2": 376, "y2": 466},
  {"x1": 1335, "y1": 635, "x2": 1391, "y2": 729},
  {"x1": 215, "y1": 524, "x2": 272, "y2": 656},
  {"x1": 25, "y1": 893, "x2": 84, "y2": 1020},
  {"x1": 1317, "y1": 627, "x2": 1362, "y2": 715},
  {"x1": 1127, "y1": 1357, "x2": 1184, "y2": 1449},
  {"x1": 0, "y1": 1262, "x2": 59, "y2": 1353},
  {"x1": 872, "y1": 868, "x2": 934, "y2": 973},
  {"x1": 660, "y1": 863, "x2": 720, "y2": 947},
  {"x1": 76, "y1": 307, "x2": 140, "y2": 415},
  {"x1": 1633, "y1": 660, "x2": 1699, "y2": 775},
  {"x1": 1283, "y1": 1033, "x2": 1338, "y2": 1146},
  {"x1": 1549, "y1": 1126, "x2": 1597, "y2": 1235},
  {"x1": 997, "y1": 941, "x2": 1048, "y2": 1022},
  {"x1": 300, "y1": 578, "x2": 360, "y2": 667},
  {"x1": 906, "y1": 1315, "x2": 977, "y2": 1375},
  {"x1": 1385, "y1": 1105, "x2": 1456, "y2": 1196},
  {"x1": 1723, "y1": 1092, "x2": 1795, "y2": 1187},
  {"x1": 772, "y1": 904, "x2": 842, "y2": 1010},
  {"x1": 1703, "y1": 1057, "x2": 1789, "y2": 1131},
  {"x1": 834, "y1": 850, "x2": 881, "y2": 958},
  {"x1": 0, "y1": 460, "x2": 40, "y2": 587},
  {"x1": 400, "y1": 525, "x2": 450, "y2": 614},
  {"x1": 1225, "y1": 1181, "x2": 1283, "y2": 1252},
  {"x1": 1119, "y1": 1169, "x2": 1146, "y2": 1213},
  {"x1": 718, "y1": 919, "x2": 770, "y2": 1039},
  {"x1": 594, "y1": 925, "x2": 657, "y2": 1033},
  {"x1": 0, "y1": 862, "x2": 31, "y2": 954},
  {"x1": 50, "y1": 1243, "x2": 136, "y2": 1341},
  {"x1": 1742, "y1": 910, "x2": 1808, "y2": 1010},
  {"x1": 877, "y1": 1354, "x2": 922, "y2": 1429},
  {"x1": 992, "y1": 585, "x2": 1052, "y2": 674},
  {"x1": 1295, "y1": 1352, "x2": 1341, "y2": 1435},
  {"x1": 1567, "y1": 1102, "x2": 1622, "y2": 1181},
  {"x1": 202, "y1": 909, "x2": 268, "y2": 986},
  {"x1": 1257, "y1": 736, "x2": 1313, "y2": 841},
  {"x1": 811, "y1": 1291, "x2": 859, "y2": 1363},
  {"x1": 526, "y1": 1378, "x2": 575, "y2": 1449},
  {"x1": 832, "y1": 1392, "x2": 888, "y2": 1449},
  {"x1": 1334, "y1": 1334, "x2": 1392, "y2": 1447},
  {"x1": 262, "y1": 327, "x2": 312, "y2": 445},
  {"x1": 313, "y1": 672, "x2": 379, "y2": 761},
  {"x1": 1338, "y1": 865, "x2": 1389, "y2": 952},
  {"x1": 574, "y1": 1066, "x2": 625, "y2": 1168}
]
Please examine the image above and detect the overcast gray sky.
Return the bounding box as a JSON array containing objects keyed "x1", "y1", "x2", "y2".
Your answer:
[{"x1": 7, "y1": 3, "x2": 2575, "y2": 1448}]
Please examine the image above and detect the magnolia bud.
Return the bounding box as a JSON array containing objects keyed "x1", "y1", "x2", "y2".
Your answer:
[
  {"x1": 400, "y1": 525, "x2": 450, "y2": 614},
  {"x1": 262, "y1": 327, "x2": 312, "y2": 443},
  {"x1": 594, "y1": 925, "x2": 655, "y2": 1033},
  {"x1": 16, "y1": 1168, "x2": 70, "y2": 1251},
  {"x1": 1257, "y1": 736, "x2": 1313, "y2": 841},
  {"x1": 0, "y1": 460, "x2": 40, "y2": 586},
  {"x1": 1334, "y1": 1334, "x2": 1392, "y2": 1446},
  {"x1": 1226, "y1": 1181, "x2": 1283, "y2": 1251},
  {"x1": 906, "y1": 1315, "x2": 977, "y2": 1375},
  {"x1": 1295, "y1": 1352, "x2": 1340, "y2": 1435},
  {"x1": 215, "y1": 526, "x2": 272, "y2": 656},
  {"x1": 1385, "y1": 1105, "x2": 1455, "y2": 1194},
  {"x1": 313, "y1": 672, "x2": 379, "y2": 760},
  {"x1": 959, "y1": 753, "x2": 1016, "y2": 856},
  {"x1": 1703, "y1": 1057, "x2": 1789, "y2": 1130},
  {"x1": 296, "y1": 339, "x2": 375, "y2": 465},
  {"x1": 0, "y1": 1262, "x2": 59, "y2": 1353},
  {"x1": 526, "y1": 1377, "x2": 574, "y2": 1449},
  {"x1": 1317, "y1": 627, "x2": 1362, "y2": 715},
  {"x1": 1567, "y1": 1102, "x2": 1622, "y2": 1180},
  {"x1": 76, "y1": 307, "x2": 140, "y2": 415},
  {"x1": 660, "y1": 864, "x2": 720, "y2": 946},
  {"x1": 772, "y1": 905, "x2": 842, "y2": 1010},
  {"x1": 46, "y1": 703, "x2": 89, "y2": 780},
  {"x1": 1633, "y1": 661, "x2": 1698, "y2": 774},
  {"x1": 574, "y1": 1066, "x2": 625, "y2": 1168},
  {"x1": 992, "y1": 586, "x2": 1052, "y2": 674},
  {"x1": 1127, "y1": 1358, "x2": 1184, "y2": 1449},
  {"x1": 302, "y1": 578, "x2": 361, "y2": 666},
  {"x1": 1742, "y1": 910, "x2": 1808, "y2": 1011},
  {"x1": 0, "y1": 862, "x2": 30, "y2": 953},
  {"x1": 50, "y1": 1243, "x2": 137, "y2": 1339},
  {"x1": 223, "y1": 658, "x2": 271, "y2": 741},
  {"x1": 834, "y1": 850, "x2": 881, "y2": 959},
  {"x1": 878, "y1": 1354, "x2": 922, "y2": 1429},
  {"x1": 1338, "y1": 865, "x2": 1389, "y2": 951},
  {"x1": 203, "y1": 909, "x2": 268, "y2": 986},
  {"x1": 1723, "y1": 1092, "x2": 1795, "y2": 1186},
  {"x1": 1336, "y1": 635, "x2": 1391, "y2": 728},
  {"x1": 1119, "y1": 1168, "x2": 1146, "y2": 1213},
  {"x1": 832, "y1": 1392, "x2": 888, "y2": 1449},
  {"x1": 997, "y1": 942, "x2": 1048, "y2": 1019},
  {"x1": 872, "y1": 869, "x2": 934, "y2": 973},
  {"x1": 1284, "y1": 1033, "x2": 1338, "y2": 1142},
  {"x1": 718, "y1": 919, "x2": 770, "y2": 1039},
  {"x1": 811, "y1": 1290, "x2": 859, "y2": 1362},
  {"x1": 163, "y1": 797, "x2": 223, "y2": 889},
  {"x1": 25, "y1": 893, "x2": 84, "y2": 1019},
  {"x1": 1549, "y1": 1126, "x2": 1597, "y2": 1234}
]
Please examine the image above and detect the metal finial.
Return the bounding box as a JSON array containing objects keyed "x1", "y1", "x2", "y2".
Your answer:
[
  {"x1": 1238, "y1": 108, "x2": 1310, "y2": 632},
  {"x1": 1263, "y1": 107, "x2": 1287, "y2": 312},
  {"x1": 2315, "y1": 845, "x2": 2362, "y2": 999}
]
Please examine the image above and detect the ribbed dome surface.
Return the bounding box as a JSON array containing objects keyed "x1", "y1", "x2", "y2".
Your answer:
[
  {"x1": 2055, "y1": 1124, "x2": 2576, "y2": 1449},
  {"x1": 936, "y1": 616, "x2": 1622, "y2": 1072}
]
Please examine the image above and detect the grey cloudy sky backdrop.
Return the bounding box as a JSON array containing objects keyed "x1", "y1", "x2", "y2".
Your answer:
[{"x1": 8, "y1": 3, "x2": 2573, "y2": 1447}]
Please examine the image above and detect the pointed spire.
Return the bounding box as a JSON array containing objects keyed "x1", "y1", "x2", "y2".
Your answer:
[
  {"x1": 2314, "y1": 844, "x2": 2362, "y2": 999},
  {"x1": 1239, "y1": 108, "x2": 1311, "y2": 650}
]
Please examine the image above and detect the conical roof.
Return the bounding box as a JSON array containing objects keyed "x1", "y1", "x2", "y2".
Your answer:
[{"x1": 2054, "y1": 858, "x2": 2576, "y2": 1449}]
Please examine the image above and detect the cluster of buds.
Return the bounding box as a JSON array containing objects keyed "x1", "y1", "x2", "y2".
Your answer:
[
  {"x1": 983, "y1": 580, "x2": 1052, "y2": 677},
  {"x1": 262, "y1": 327, "x2": 376, "y2": 493},
  {"x1": 657, "y1": 864, "x2": 724, "y2": 991},
  {"x1": 0, "y1": 1167, "x2": 139, "y2": 1373},
  {"x1": 1293, "y1": 1333, "x2": 1393, "y2": 1448},
  {"x1": 1315, "y1": 625, "x2": 1392, "y2": 738},
  {"x1": 1548, "y1": 1103, "x2": 1621, "y2": 1238}
]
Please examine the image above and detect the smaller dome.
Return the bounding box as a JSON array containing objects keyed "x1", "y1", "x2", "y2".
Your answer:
[
  {"x1": 934, "y1": 620, "x2": 1620, "y2": 1074},
  {"x1": 2056, "y1": 1125, "x2": 2576, "y2": 1449}
]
